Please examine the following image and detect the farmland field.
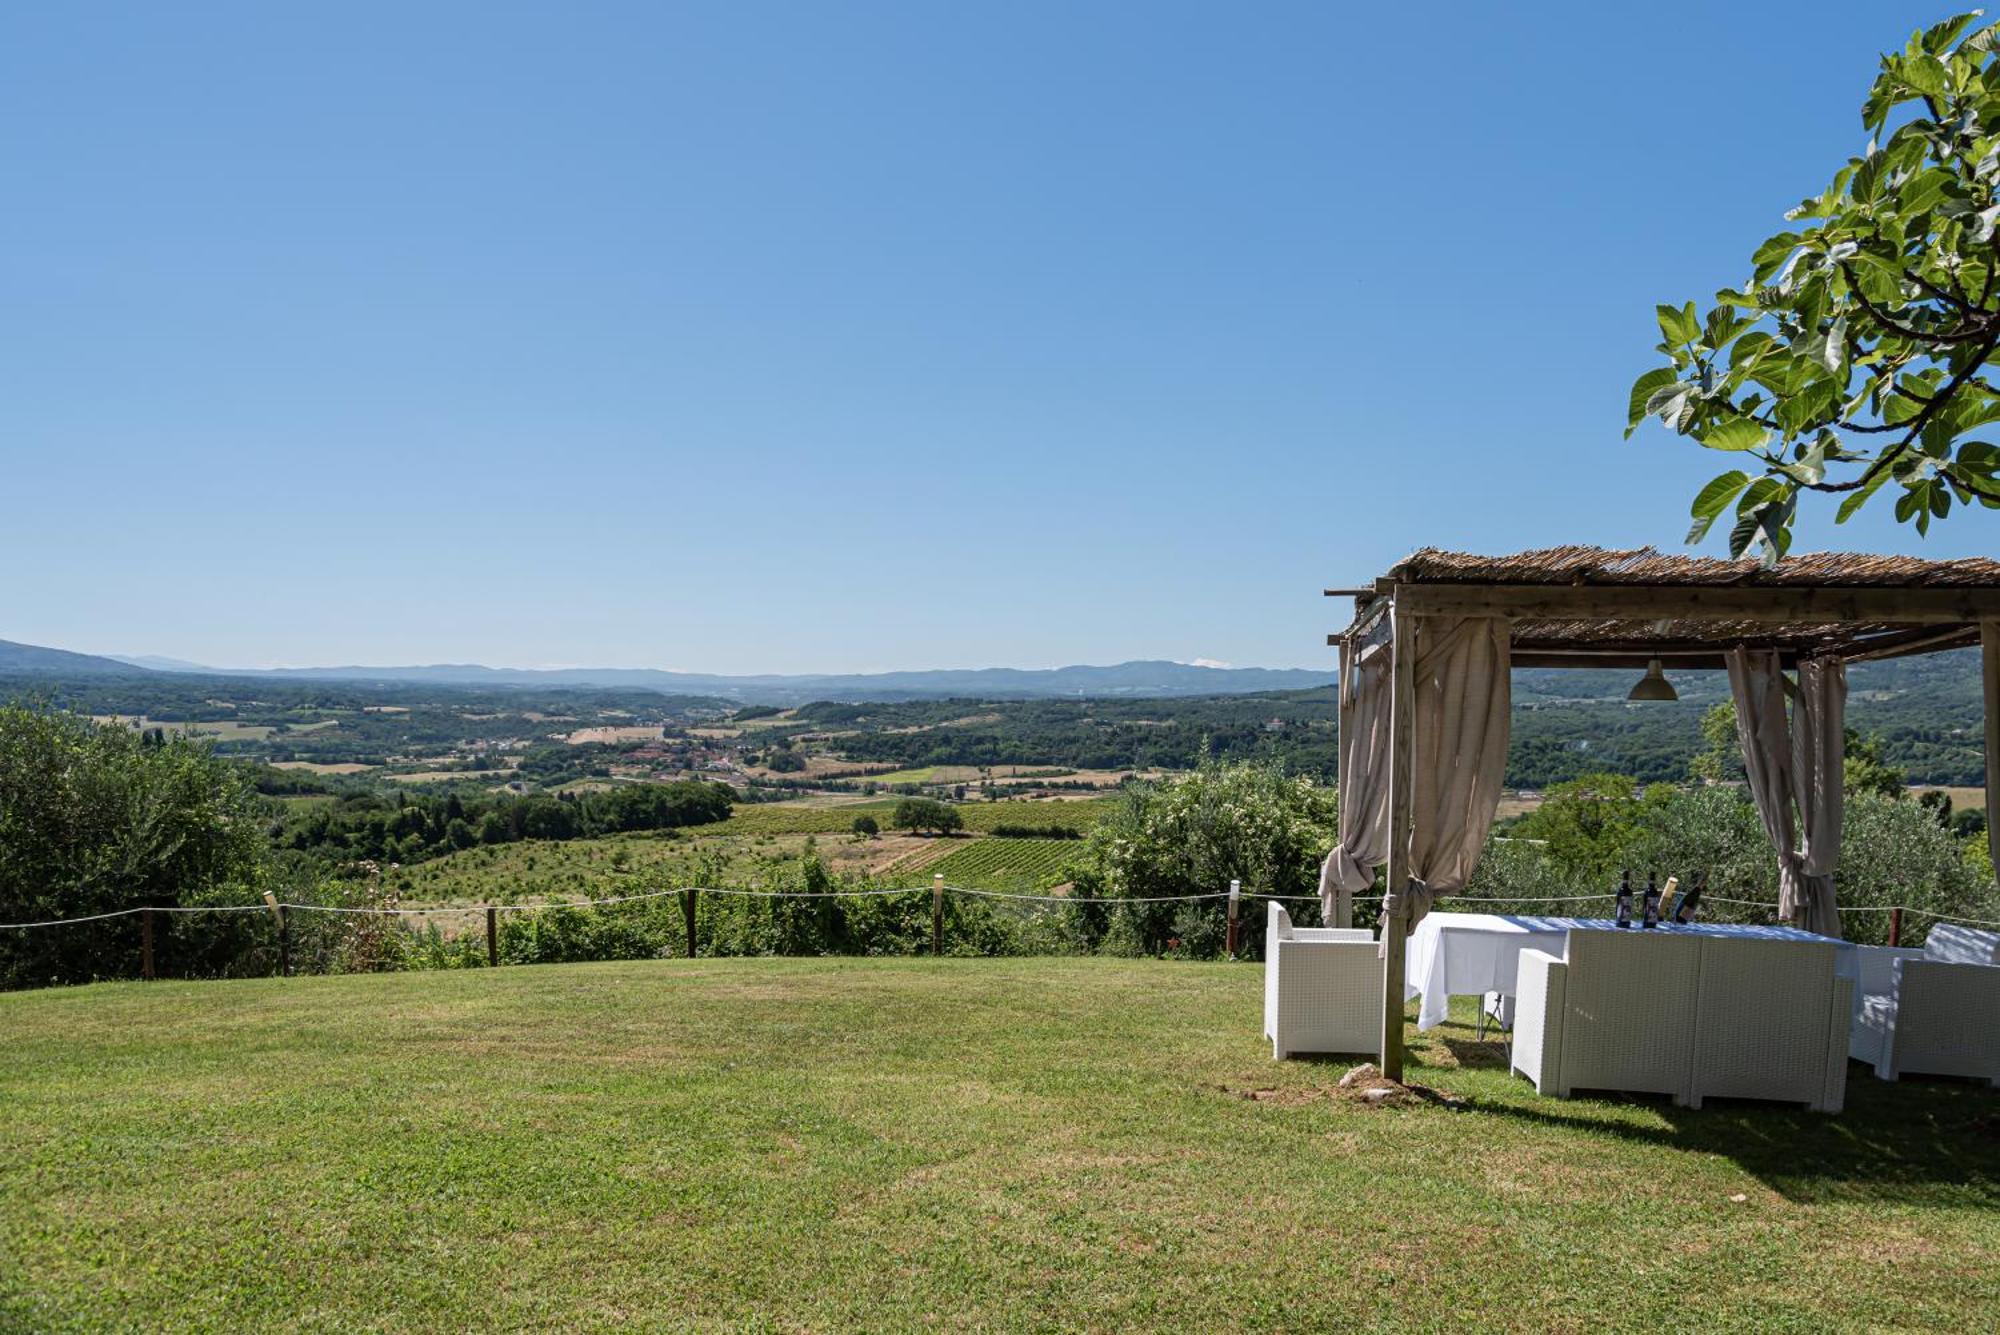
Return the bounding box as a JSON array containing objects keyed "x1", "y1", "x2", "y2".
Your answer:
[
  {"x1": 910, "y1": 837, "x2": 1081, "y2": 891},
  {"x1": 89, "y1": 715, "x2": 275, "y2": 742},
  {"x1": 563, "y1": 725, "x2": 665, "y2": 745},
  {"x1": 704, "y1": 796, "x2": 1119, "y2": 838},
  {"x1": 392, "y1": 829, "x2": 945, "y2": 907},
  {"x1": 4, "y1": 960, "x2": 1995, "y2": 1330},
  {"x1": 382, "y1": 796, "x2": 1120, "y2": 909}
]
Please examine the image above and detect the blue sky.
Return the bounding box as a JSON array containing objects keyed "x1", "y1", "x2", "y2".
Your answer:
[{"x1": 3, "y1": 2, "x2": 1986, "y2": 673}]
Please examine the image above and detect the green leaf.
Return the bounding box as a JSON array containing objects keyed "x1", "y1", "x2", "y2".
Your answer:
[
  {"x1": 1727, "y1": 510, "x2": 1760, "y2": 559},
  {"x1": 1625, "y1": 367, "x2": 1678, "y2": 433},
  {"x1": 1957, "y1": 439, "x2": 2000, "y2": 471},
  {"x1": 1904, "y1": 53, "x2": 1949, "y2": 97},
  {"x1": 1647, "y1": 383, "x2": 1696, "y2": 432},
  {"x1": 1736, "y1": 477, "x2": 1784, "y2": 515},
  {"x1": 1685, "y1": 470, "x2": 1752, "y2": 544},
  {"x1": 1920, "y1": 12, "x2": 1983, "y2": 55},
  {"x1": 1655, "y1": 303, "x2": 1699, "y2": 349},
  {"x1": 1727, "y1": 330, "x2": 1775, "y2": 370},
  {"x1": 1690, "y1": 470, "x2": 1751, "y2": 518},
  {"x1": 1752, "y1": 233, "x2": 1803, "y2": 284},
  {"x1": 1837, "y1": 465, "x2": 1891, "y2": 523},
  {"x1": 1699, "y1": 418, "x2": 1770, "y2": 452}
]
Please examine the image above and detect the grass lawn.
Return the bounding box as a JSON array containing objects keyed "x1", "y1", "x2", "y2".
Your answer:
[{"x1": 3, "y1": 959, "x2": 1997, "y2": 1331}]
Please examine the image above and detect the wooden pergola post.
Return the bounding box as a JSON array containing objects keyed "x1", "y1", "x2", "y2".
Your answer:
[{"x1": 1380, "y1": 597, "x2": 1414, "y2": 1082}]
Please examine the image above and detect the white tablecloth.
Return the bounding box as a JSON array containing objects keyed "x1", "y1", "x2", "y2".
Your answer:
[{"x1": 1403, "y1": 912, "x2": 1856, "y2": 1031}]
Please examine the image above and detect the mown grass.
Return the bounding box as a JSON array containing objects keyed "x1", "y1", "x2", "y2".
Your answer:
[{"x1": 3, "y1": 959, "x2": 1996, "y2": 1331}]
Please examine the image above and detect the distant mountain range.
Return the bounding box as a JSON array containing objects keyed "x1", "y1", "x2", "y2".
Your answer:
[{"x1": 0, "y1": 639, "x2": 1329, "y2": 704}]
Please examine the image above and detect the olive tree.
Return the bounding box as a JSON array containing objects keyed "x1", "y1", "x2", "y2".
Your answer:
[{"x1": 1631, "y1": 13, "x2": 2000, "y2": 559}]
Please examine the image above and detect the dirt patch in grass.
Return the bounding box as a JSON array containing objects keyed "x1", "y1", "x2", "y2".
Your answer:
[{"x1": 1214, "y1": 1064, "x2": 1467, "y2": 1110}]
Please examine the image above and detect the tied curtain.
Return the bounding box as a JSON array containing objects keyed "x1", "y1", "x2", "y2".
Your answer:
[
  {"x1": 1727, "y1": 649, "x2": 1845, "y2": 939},
  {"x1": 1320, "y1": 612, "x2": 1511, "y2": 938},
  {"x1": 1383, "y1": 615, "x2": 1512, "y2": 940},
  {"x1": 1319, "y1": 637, "x2": 1390, "y2": 927}
]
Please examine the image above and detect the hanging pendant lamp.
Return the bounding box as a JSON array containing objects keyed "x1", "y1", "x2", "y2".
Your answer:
[{"x1": 1627, "y1": 658, "x2": 1679, "y2": 702}]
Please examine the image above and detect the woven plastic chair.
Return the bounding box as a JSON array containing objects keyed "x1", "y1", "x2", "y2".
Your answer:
[
  {"x1": 1851, "y1": 925, "x2": 2000, "y2": 1085},
  {"x1": 1510, "y1": 929, "x2": 1701, "y2": 1103},
  {"x1": 1263, "y1": 902, "x2": 1380, "y2": 1059}
]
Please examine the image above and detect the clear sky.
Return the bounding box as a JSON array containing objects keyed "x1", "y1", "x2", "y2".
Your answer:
[{"x1": 4, "y1": 2, "x2": 1988, "y2": 673}]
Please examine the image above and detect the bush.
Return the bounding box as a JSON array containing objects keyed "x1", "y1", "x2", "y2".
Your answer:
[
  {"x1": 1073, "y1": 762, "x2": 1339, "y2": 958},
  {"x1": 0, "y1": 705, "x2": 267, "y2": 990},
  {"x1": 851, "y1": 815, "x2": 880, "y2": 837}
]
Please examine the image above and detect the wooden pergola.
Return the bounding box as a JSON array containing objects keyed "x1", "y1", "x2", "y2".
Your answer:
[{"x1": 1327, "y1": 545, "x2": 2000, "y2": 1082}]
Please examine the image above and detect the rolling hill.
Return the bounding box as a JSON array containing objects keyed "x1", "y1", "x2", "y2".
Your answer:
[{"x1": 93, "y1": 653, "x2": 1330, "y2": 702}]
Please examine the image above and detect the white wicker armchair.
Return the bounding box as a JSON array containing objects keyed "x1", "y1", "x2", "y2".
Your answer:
[
  {"x1": 1851, "y1": 924, "x2": 2000, "y2": 1085},
  {"x1": 1263, "y1": 903, "x2": 1379, "y2": 1059},
  {"x1": 1687, "y1": 937, "x2": 1849, "y2": 1113}
]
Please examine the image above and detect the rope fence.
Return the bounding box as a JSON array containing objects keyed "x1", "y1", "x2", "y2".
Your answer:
[
  {"x1": 3, "y1": 875, "x2": 2000, "y2": 979},
  {"x1": 7, "y1": 881, "x2": 1998, "y2": 936}
]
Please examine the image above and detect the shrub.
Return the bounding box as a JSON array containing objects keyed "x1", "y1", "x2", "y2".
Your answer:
[
  {"x1": 1073, "y1": 762, "x2": 1338, "y2": 958},
  {"x1": 0, "y1": 705, "x2": 267, "y2": 990}
]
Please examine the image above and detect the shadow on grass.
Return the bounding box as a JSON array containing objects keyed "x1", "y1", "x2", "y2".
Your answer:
[{"x1": 1416, "y1": 1028, "x2": 2000, "y2": 1206}]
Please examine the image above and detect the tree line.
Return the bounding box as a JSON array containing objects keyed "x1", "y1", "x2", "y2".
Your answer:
[{"x1": 273, "y1": 781, "x2": 735, "y2": 865}]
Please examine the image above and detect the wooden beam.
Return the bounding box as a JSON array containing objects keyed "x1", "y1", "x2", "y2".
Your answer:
[
  {"x1": 1982, "y1": 622, "x2": 2000, "y2": 884},
  {"x1": 1841, "y1": 625, "x2": 1982, "y2": 664},
  {"x1": 1395, "y1": 581, "x2": 2000, "y2": 626},
  {"x1": 1509, "y1": 652, "x2": 1751, "y2": 671},
  {"x1": 1380, "y1": 600, "x2": 1414, "y2": 1084}
]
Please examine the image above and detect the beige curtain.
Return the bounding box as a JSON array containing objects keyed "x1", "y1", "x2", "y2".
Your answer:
[
  {"x1": 1727, "y1": 648, "x2": 1845, "y2": 938},
  {"x1": 1382, "y1": 616, "x2": 1512, "y2": 941},
  {"x1": 1319, "y1": 636, "x2": 1390, "y2": 927}
]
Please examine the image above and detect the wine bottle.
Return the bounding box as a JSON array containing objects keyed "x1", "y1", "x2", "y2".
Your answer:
[
  {"x1": 1673, "y1": 872, "x2": 1706, "y2": 924},
  {"x1": 1615, "y1": 870, "x2": 1633, "y2": 928},
  {"x1": 1641, "y1": 874, "x2": 1661, "y2": 929}
]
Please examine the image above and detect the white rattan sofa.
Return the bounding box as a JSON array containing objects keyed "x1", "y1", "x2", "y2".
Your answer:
[
  {"x1": 1264, "y1": 902, "x2": 1380, "y2": 1059},
  {"x1": 1512, "y1": 930, "x2": 1849, "y2": 1112},
  {"x1": 1850, "y1": 924, "x2": 2000, "y2": 1085}
]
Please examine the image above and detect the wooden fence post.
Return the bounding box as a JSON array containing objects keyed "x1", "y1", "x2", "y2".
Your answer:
[
  {"x1": 1889, "y1": 906, "x2": 1903, "y2": 948},
  {"x1": 141, "y1": 908, "x2": 156, "y2": 981},
  {"x1": 486, "y1": 906, "x2": 499, "y2": 967},
  {"x1": 1226, "y1": 879, "x2": 1241, "y2": 958},
  {"x1": 263, "y1": 891, "x2": 289, "y2": 978},
  {"x1": 682, "y1": 887, "x2": 699, "y2": 959},
  {"x1": 932, "y1": 874, "x2": 945, "y2": 957}
]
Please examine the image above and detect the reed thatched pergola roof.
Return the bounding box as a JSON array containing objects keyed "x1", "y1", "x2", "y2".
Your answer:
[{"x1": 1329, "y1": 545, "x2": 2000, "y2": 670}]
